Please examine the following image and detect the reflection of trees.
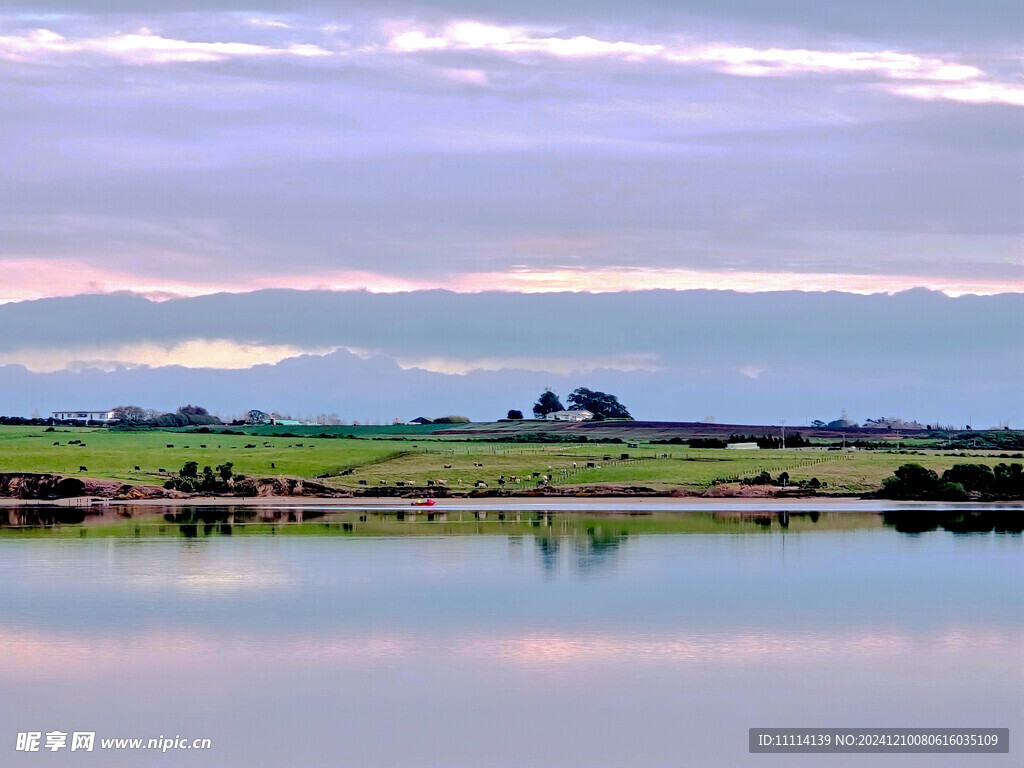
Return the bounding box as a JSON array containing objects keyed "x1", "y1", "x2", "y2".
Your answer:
[
  {"x1": 883, "y1": 509, "x2": 1023, "y2": 534},
  {"x1": 573, "y1": 529, "x2": 628, "y2": 574},
  {"x1": 164, "y1": 508, "x2": 234, "y2": 536},
  {"x1": 533, "y1": 529, "x2": 629, "y2": 575},
  {"x1": 535, "y1": 535, "x2": 561, "y2": 573},
  {"x1": 1, "y1": 507, "x2": 85, "y2": 526}
]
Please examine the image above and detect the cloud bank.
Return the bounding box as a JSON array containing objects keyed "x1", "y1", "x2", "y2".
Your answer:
[
  {"x1": 0, "y1": 2, "x2": 1020, "y2": 303},
  {"x1": 1, "y1": 289, "x2": 1020, "y2": 426}
]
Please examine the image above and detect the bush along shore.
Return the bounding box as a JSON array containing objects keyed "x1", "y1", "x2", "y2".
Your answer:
[{"x1": 877, "y1": 462, "x2": 1024, "y2": 501}]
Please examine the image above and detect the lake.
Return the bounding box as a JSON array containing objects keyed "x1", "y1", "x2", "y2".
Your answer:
[{"x1": 1, "y1": 503, "x2": 1021, "y2": 767}]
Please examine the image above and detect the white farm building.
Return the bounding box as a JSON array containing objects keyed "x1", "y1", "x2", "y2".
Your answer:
[
  {"x1": 544, "y1": 410, "x2": 594, "y2": 422},
  {"x1": 51, "y1": 410, "x2": 115, "y2": 423}
]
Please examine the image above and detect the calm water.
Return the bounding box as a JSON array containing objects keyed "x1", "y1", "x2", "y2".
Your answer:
[{"x1": 1, "y1": 505, "x2": 1021, "y2": 767}]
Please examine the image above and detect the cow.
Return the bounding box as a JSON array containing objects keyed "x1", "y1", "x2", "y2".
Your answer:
[
  {"x1": 134, "y1": 465, "x2": 141, "y2": 471},
  {"x1": 444, "y1": 464, "x2": 453, "y2": 469},
  {"x1": 79, "y1": 466, "x2": 87, "y2": 472},
  {"x1": 475, "y1": 480, "x2": 488, "y2": 488}
]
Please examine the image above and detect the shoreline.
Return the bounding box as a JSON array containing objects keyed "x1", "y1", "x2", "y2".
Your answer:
[{"x1": 3, "y1": 496, "x2": 1022, "y2": 512}]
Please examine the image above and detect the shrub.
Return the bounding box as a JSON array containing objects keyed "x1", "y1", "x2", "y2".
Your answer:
[{"x1": 941, "y1": 464, "x2": 994, "y2": 494}]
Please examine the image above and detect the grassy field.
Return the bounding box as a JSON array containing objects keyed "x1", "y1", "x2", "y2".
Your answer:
[
  {"x1": 0, "y1": 426, "x2": 407, "y2": 484},
  {"x1": 0, "y1": 425, "x2": 1020, "y2": 493}
]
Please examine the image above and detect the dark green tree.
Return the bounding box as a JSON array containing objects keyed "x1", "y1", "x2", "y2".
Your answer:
[
  {"x1": 506, "y1": 409, "x2": 524, "y2": 420},
  {"x1": 941, "y1": 464, "x2": 994, "y2": 494},
  {"x1": 880, "y1": 463, "x2": 939, "y2": 499},
  {"x1": 566, "y1": 387, "x2": 632, "y2": 420},
  {"x1": 994, "y1": 463, "x2": 1024, "y2": 497},
  {"x1": 532, "y1": 389, "x2": 564, "y2": 418}
]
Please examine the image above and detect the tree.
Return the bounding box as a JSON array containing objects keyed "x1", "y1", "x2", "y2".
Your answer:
[
  {"x1": 152, "y1": 411, "x2": 186, "y2": 427},
  {"x1": 941, "y1": 464, "x2": 994, "y2": 494},
  {"x1": 810, "y1": 420, "x2": 826, "y2": 428},
  {"x1": 179, "y1": 461, "x2": 199, "y2": 479},
  {"x1": 111, "y1": 405, "x2": 148, "y2": 424},
  {"x1": 246, "y1": 409, "x2": 268, "y2": 424},
  {"x1": 566, "y1": 387, "x2": 632, "y2": 420},
  {"x1": 176, "y1": 404, "x2": 221, "y2": 426},
  {"x1": 506, "y1": 409, "x2": 524, "y2": 420},
  {"x1": 532, "y1": 389, "x2": 564, "y2": 418},
  {"x1": 433, "y1": 415, "x2": 470, "y2": 423},
  {"x1": 880, "y1": 463, "x2": 940, "y2": 499}
]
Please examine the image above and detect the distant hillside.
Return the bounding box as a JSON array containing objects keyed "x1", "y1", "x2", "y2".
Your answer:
[{"x1": 432, "y1": 419, "x2": 936, "y2": 441}]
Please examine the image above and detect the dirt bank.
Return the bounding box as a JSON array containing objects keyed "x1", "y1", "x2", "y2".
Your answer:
[{"x1": 0, "y1": 473, "x2": 827, "y2": 502}]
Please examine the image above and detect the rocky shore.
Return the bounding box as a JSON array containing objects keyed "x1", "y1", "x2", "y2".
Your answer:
[{"x1": 0, "y1": 472, "x2": 827, "y2": 501}]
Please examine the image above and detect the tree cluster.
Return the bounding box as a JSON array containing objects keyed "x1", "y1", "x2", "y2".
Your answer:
[
  {"x1": 880, "y1": 462, "x2": 1024, "y2": 500},
  {"x1": 164, "y1": 461, "x2": 237, "y2": 493},
  {"x1": 725, "y1": 433, "x2": 812, "y2": 448},
  {"x1": 530, "y1": 388, "x2": 632, "y2": 420},
  {"x1": 111, "y1": 404, "x2": 222, "y2": 427}
]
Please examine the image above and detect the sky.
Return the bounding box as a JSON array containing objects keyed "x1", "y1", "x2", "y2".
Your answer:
[{"x1": 0, "y1": 1, "x2": 1021, "y2": 423}]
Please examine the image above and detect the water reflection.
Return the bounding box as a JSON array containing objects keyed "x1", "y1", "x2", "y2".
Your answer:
[
  {"x1": 2, "y1": 504, "x2": 1022, "y2": 544},
  {"x1": 0, "y1": 506, "x2": 87, "y2": 526},
  {"x1": 572, "y1": 528, "x2": 628, "y2": 574},
  {"x1": 0, "y1": 508, "x2": 1020, "y2": 768},
  {"x1": 883, "y1": 507, "x2": 1024, "y2": 534}
]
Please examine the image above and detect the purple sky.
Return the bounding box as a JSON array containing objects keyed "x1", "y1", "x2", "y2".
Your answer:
[{"x1": 0, "y1": 1, "x2": 1020, "y2": 422}]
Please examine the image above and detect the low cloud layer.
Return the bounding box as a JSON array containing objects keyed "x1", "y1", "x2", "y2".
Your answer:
[{"x1": 1, "y1": 289, "x2": 1020, "y2": 426}]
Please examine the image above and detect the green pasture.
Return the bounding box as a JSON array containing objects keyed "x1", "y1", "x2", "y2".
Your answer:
[
  {"x1": 0, "y1": 425, "x2": 1020, "y2": 493},
  {"x1": 0, "y1": 426, "x2": 406, "y2": 484},
  {"x1": 783, "y1": 450, "x2": 1022, "y2": 492}
]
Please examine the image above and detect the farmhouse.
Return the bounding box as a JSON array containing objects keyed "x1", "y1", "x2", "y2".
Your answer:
[
  {"x1": 544, "y1": 409, "x2": 594, "y2": 422},
  {"x1": 51, "y1": 409, "x2": 115, "y2": 423}
]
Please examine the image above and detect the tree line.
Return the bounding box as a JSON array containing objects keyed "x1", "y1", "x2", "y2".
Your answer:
[
  {"x1": 507, "y1": 388, "x2": 632, "y2": 420},
  {"x1": 111, "y1": 404, "x2": 222, "y2": 427},
  {"x1": 881, "y1": 462, "x2": 1024, "y2": 500}
]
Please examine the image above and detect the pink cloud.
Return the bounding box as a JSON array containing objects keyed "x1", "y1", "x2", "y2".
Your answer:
[{"x1": 1, "y1": 258, "x2": 1021, "y2": 303}]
